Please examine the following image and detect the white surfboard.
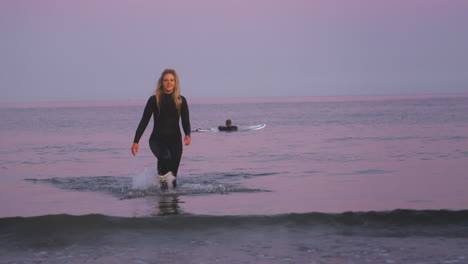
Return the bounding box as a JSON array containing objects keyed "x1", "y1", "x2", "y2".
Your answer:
[{"x1": 193, "y1": 124, "x2": 266, "y2": 132}]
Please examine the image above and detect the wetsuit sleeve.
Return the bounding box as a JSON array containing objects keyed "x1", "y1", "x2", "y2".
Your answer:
[
  {"x1": 181, "y1": 96, "x2": 191, "y2": 136},
  {"x1": 133, "y1": 96, "x2": 155, "y2": 143}
]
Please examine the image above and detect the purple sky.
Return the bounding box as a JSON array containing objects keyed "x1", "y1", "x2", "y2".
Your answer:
[{"x1": 2, "y1": 0, "x2": 468, "y2": 103}]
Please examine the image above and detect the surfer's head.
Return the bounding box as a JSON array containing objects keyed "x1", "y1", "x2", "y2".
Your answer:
[{"x1": 226, "y1": 119, "x2": 232, "y2": 127}]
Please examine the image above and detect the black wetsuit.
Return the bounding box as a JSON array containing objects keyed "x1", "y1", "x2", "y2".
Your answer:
[
  {"x1": 133, "y1": 94, "x2": 191, "y2": 184},
  {"x1": 218, "y1": 126, "x2": 238, "y2": 131}
]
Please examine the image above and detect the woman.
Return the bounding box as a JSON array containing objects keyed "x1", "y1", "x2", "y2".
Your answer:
[{"x1": 131, "y1": 69, "x2": 191, "y2": 189}]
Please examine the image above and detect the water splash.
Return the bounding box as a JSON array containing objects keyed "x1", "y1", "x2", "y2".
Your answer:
[
  {"x1": 132, "y1": 168, "x2": 158, "y2": 190},
  {"x1": 25, "y1": 171, "x2": 268, "y2": 200}
]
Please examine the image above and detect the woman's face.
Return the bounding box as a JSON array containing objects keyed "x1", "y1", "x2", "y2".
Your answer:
[{"x1": 162, "y1": 73, "x2": 175, "y2": 94}]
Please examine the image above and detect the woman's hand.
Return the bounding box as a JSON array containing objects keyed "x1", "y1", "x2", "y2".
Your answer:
[
  {"x1": 131, "y1": 143, "x2": 139, "y2": 156},
  {"x1": 184, "y1": 135, "x2": 191, "y2": 146}
]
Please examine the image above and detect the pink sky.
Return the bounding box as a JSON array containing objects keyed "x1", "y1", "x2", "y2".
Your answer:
[{"x1": 2, "y1": 0, "x2": 468, "y2": 103}]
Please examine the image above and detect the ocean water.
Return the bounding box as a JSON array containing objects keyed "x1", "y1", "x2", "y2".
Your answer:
[{"x1": 1, "y1": 94, "x2": 468, "y2": 263}]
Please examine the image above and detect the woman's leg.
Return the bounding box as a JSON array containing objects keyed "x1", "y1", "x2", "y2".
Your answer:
[
  {"x1": 168, "y1": 141, "x2": 183, "y2": 176},
  {"x1": 149, "y1": 137, "x2": 182, "y2": 189},
  {"x1": 167, "y1": 139, "x2": 183, "y2": 188},
  {"x1": 149, "y1": 137, "x2": 171, "y2": 176}
]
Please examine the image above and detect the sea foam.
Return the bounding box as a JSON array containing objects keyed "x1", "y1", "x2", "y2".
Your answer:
[{"x1": 132, "y1": 169, "x2": 158, "y2": 189}]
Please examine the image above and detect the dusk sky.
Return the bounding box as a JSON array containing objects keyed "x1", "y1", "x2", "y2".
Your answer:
[{"x1": 2, "y1": 0, "x2": 468, "y2": 103}]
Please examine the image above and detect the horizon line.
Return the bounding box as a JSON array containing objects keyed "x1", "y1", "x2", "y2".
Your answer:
[{"x1": 1, "y1": 92, "x2": 467, "y2": 109}]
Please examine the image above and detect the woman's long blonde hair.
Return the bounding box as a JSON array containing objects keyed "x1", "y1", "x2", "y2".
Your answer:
[{"x1": 155, "y1": 69, "x2": 182, "y2": 115}]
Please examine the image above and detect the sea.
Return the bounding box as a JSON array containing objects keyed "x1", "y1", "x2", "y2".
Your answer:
[{"x1": 1, "y1": 94, "x2": 468, "y2": 264}]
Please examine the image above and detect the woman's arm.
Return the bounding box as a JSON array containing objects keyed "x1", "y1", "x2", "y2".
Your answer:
[
  {"x1": 181, "y1": 96, "x2": 191, "y2": 145},
  {"x1": 131, "y1": 96, "x2": 155, "y2": 155}
]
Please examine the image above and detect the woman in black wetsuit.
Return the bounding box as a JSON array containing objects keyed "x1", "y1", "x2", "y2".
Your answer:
[{"x1": 131, "y1": 69, "x2": 191, "y2": 188}]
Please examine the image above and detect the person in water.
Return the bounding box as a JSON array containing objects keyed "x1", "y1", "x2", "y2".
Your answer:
[
  {"x1": 131, "y1": 69, "x2": 191, "y2": 189},
  {"x1": 218, "y1": 119, "x2": 238, "y2": 131}
]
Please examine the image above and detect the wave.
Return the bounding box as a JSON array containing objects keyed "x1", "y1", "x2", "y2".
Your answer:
[
  {"x1": 327, "y1": 136, "x2": 419, "y2": 142},
  {"x1": 25, "y1": 171, "x2": 269, "y2": 199},
  {"x1": 326, "y1": 136, "x2": 468, "y2": 143},
  {"x1": 329, "y1": 169, "x2": 394, "y2": 176},
  {"x1": 2, "y1": 210, "x2": 468, "y2": 239}
]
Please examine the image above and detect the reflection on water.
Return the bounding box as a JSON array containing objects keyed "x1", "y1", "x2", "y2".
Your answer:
[
  {"x1": 153, "y1": 195, "x2": 185, "y2": 216},
  {"x1": 2, "y1": 95, "x2": 468, "y2": 217}
]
